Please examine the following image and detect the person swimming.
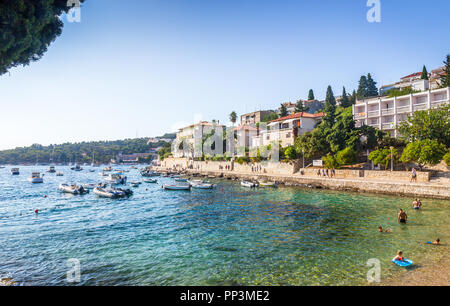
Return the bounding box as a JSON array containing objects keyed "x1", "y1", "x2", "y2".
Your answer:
[
  {"x1": 393, "y1": 250, "x2": 405, "y2": 262},
  {"x1": 427, "y1": 238, "x2": 440, "y2": 245},
  {"x1": 378, "y1": 226, "x2": 392, "y2": 232},
  {"x1": 398, "y1": 209, "x2": 407, "y2": 223}
]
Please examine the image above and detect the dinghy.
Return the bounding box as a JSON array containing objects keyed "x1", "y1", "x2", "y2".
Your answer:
[
  {"x1": 81, "y1": 183, "x2": 96, "y2": 190},
  {"x1": 104, "y1": 173, "x2": 127, "y2": 185},
  {"x1": 241, "y1": 180, "x2": 257, "y2": 188},
  {"x1": 59, "y1": 183, "x2": 89, "y2": 195},
  {"x1": 143, "y1": 178, "x2": 157, "y2": 183},
  {"x1": 162, "y1": 184, "x2": 191, "y2": 191},
  {"x1": 258, "y1": 181, "x2": 277, "y2": 187},
  {"x1": 93, "y1": 187, "x2": 132, "y2": 198},
  {"x1": 10, "y1": 168, "x2": 20, "y2": 175},
  {"x1": 191, "y1": 182, "x2": 215, "y2": 189},
  {"x1": 174, "y1": 178, "x2": 188, "y2": 182}
]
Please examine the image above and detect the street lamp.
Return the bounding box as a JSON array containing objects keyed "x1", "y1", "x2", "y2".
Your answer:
[
  {"x1": 390, "y1": 146, "x2": 394, "y2": 172},
  {"x1": 302, "y1": 148, "x2": 305, "y2": 169}
]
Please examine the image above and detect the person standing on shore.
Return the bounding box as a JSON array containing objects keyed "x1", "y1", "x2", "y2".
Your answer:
[
  {"x1": 411, "y1": 168, "x2": 417, "y2": 183},
  {"x1": 398, "y1": 209, "x2": 408, "y2": 224}
]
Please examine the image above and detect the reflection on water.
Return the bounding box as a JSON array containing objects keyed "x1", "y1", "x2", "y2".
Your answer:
[{"x1": 0, "y1": 166, "x2": 449, "y2": 285}]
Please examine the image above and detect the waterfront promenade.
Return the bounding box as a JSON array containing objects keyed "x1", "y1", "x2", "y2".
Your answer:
[{"x1": 156, "y1": 158, "x2": 450, "y2": 200}]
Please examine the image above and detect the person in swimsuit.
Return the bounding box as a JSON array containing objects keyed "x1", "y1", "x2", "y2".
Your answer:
[
  {"x1": 431, "y1": 238, "x2": 440, "y2": 245},
  {"x1": 393, "y1": 250, "x2": 405, "y2": 261},
  {"x1": 413, "y1": 198, "x2": 420, "y2": 210},
  {"x1": 378, "y1": 226, "x2": 392, "y2": 232},
  {"x1": 398, "y1": 209, "x2": 407, "y2": 223}
]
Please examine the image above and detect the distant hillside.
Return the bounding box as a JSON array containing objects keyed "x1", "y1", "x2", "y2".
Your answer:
[{"x1": 0, "y1": 137, "x2": 170, "y2": 165}]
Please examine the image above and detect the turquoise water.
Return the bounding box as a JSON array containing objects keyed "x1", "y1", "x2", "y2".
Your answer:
[{"x1": 0, "y1": 166, "x2": 449, "y2": 285}]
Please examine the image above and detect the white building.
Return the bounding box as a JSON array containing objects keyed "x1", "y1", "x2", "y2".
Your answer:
[
  {"x1": 252, "y1": 112, "x2": 324, "y2": 148},
  {"x1": 173, "y1": 121, "x2": 225, "y2": 158},
  {"x1": 353, "y1": 87, "x2": 449, "y2": 137}
]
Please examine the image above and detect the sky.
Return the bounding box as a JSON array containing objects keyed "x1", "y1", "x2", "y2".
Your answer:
[{"x1": 1, "y1": 0, "x2": 449, "y2": 150}]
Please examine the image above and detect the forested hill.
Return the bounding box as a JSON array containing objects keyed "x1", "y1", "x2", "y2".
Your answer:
[{"x1": 0, "y1": 137, "x2": 173, "y2": 165}]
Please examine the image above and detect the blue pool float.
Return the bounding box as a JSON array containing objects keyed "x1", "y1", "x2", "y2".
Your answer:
[{"x1": 392, "y1": 258, "x2": 413, "y2": 267}]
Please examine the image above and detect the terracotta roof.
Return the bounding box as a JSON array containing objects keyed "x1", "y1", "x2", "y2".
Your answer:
[
  {"x1": 269, "y1": 112, "x2": 325, "y2": 123},
  {"x1": 400, "y1": 72, "x2": 421, "y2": 80}
]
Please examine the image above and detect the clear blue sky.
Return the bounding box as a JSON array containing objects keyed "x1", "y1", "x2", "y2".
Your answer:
[{"x1": 1, "y1": 0, "x2": 449, "y2": 150}]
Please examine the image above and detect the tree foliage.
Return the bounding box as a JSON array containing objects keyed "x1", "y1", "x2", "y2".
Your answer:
[
  {"x1": 399, "y1": 140, "x2": 447, "y2": 169},
  {"x1": 308, "y1": 89, "x2": 315, "y2": 100},
  {"x1": 369, "y1": 147, "x2": 399, "y2": 170},
  {"x1": 294, "y1": 100, "x2": 309, "y2": 113},
  {"x1": 397, "y1": 104, "x2": 450, "y2": 147},
  {"x1": 229, "y1": 111, "x2": 237, "y2": 125},
  {"x1": 0, "y1": 137, "x2": 169, "y2": 165},
  {"x1": 421, "y1": 65, "x2": 429, "y2": 80},
  {"x1": 441, "y1": 54, "x2": 450, "y2": 88},
  {"x1": 0, "y1": 0, "x2": 85, "y2": 75},
  {"x1": 279, "y1": 103, "x2": 288, "y2": 117}
]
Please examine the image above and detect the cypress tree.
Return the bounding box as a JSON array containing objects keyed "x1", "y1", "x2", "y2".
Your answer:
[
  {"x1": 441, "y1": 54, "x2": 450, "y2": 88},
  {"x1": 308, "y1": 89, "x2": 315, "y2": 100},
  {"x1": 279, "y1": 103, "x2": 288, "y2": 117},
  {"x1": 357, "y1": 76, "x2": 368, "y2": 100},
  {"x1": 340, "y1": 87, "x2": 351, "y2": 108},
  {"x1": 366, "y1": 73, "x2": 379, "y2": 97},
  {"x1": 294, "y1": 100, "x2": 309, "y2": 113},
  {"x1": 323, "y1": 86, "x2": 336, "y2": 128},
  {"x1": 421, "y1": 65, "x2": 429, "y2": 80}
]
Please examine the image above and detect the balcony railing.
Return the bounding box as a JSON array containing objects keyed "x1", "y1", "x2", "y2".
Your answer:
[
  {"x1": 396, "y1": 105, "x2": 411, "y2": 113},
  {"x1": 413, "y1": 102, "x2": 428, "y2": 111},
  {"x1": 431, "y1": 99, "x2": 449, "y2": 108},
  {"x1": 381, "y1": 109, "x2": 395, "y2": 116},
  {"x1": 354, "y1": 112, "x2": 366, "y2": 119},
  {"x1": 367, "y1": 110, "x2": 379, "y2": 117},
  {"x1": 382, "y1": 122, "x2": 395, "y2": 130}
]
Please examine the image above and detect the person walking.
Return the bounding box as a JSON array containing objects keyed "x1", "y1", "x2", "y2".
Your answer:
[{"x1": 411, "y1": 168, "x2": 417, "y2": 183}]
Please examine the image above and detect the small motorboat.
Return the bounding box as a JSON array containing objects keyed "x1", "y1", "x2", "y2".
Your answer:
[
  {"x1": 162, "y1": 184, "x2": 191, "y2": 191},
  {"x1": 130, "y1": 182, "x2": 140, "y2": 187},
  {"x1": 104, "y1": 173, "x2": 127, "y2": 185},
  {"x1": 190, "y1": 182, "x2": 215, "y2": 189},
  {"x1": 99, "y1": 171, "x2": 108, "y2": 177},
  {"x1": 28, "y1": 172, "x2": 44, "y2": 184},
  {"x1": 141, "y1": 170, "x2": 160, "y2": 177},
  {"x1": 93, "y1": 187, "x2": 132, "y2": 198},
  {"x1": 89, "y1": 169, "x2": 96, "y2": 173},
  {"x1": 241, "y1": 181, "x2": 257, "y2": 188},
  {"x1": 142, "y1": 178, "x2": 157, "y2": 183},
  {"x1": 259, "y1": 181, "x2": 277, "y2": 187},
  {"x1": 10, "y1": 168, "x2": 20, "y2": 175},
  {"x1": 56, "y1": 172, "x2": 64, "y2": 176},
  {"x1": 102, "y1": 166, "x2": 112, "y2": 172},
  {"x1": 71, "y1": 164, "x2": 83, "y2": 171},
  {"x1": 59, "y1": 183, "x2": 89, "y2": 195},
  {"x1": 174, "y1": 178, "x2": 188, "y2": 182},
  {"x1": 46, "y1": 166, "x2": 56, "y2": 173}
]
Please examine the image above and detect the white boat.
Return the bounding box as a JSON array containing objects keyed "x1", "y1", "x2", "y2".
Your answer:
[
  {"x1": 104, "y1": 173, "x2": 127, "y2": 185},
  {"x1": 162, "y1": 184, "x2": 191, "y2": 191},
  {"x1": 142, "y1": 178, "x2": 157, "y2": 183},
  {"x1": 174, "y1": 178, "x2": 188, "y2": 182},
  {"x1": 81, "y1": 183, "x2": 97, "y2": 190},
  {"x1": 99, "y1": 171, "x2": 108, "y2": 177},
  {"x1": 93, "y1": 187, "x2": 132, "y2": 198},
  {"x1": 56, "y1": 172, "x2": 64, "y2": 176},
  {"x1": 58, "y1": 183, "x2": 89, "y2": 195},
  {"x1": 102, "y1": 166, "x2": 112, "y2": 172},
  {"x1": 258, "y1": 181, "x2": 277, "y2": 187},
  {"x1": 130, "y1": 182, "x2": 140, "y2": 187},
  {"x1": 191, "y1": 182, "x2": 215, "y2": 189},
  {"x1": 28, "y1": 172, "x2": 44, "y2": 184},
  {"x1": 10, "y1": 168, "x2": 20, "y2": 175},
  {"x1": 241, "y1": 181, "x2": 257, "y2": 188}
]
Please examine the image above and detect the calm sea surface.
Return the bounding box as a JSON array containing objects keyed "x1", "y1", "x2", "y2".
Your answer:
[{"x1": 0, "y1": 166, "x2": 449, "y2": 285}]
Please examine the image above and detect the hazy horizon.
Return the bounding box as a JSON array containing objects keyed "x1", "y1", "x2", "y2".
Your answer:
[{"x1": 1, "y1": 0, "x2": 449, "y2": 150}]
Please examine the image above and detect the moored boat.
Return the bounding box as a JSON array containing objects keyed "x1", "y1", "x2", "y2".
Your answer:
[
  {"x1": 142, "y1": 178, "x2": 157, "y2": 183},
  {"x1": 174, "y1": 178, "x2": 188, "y2": 182},
  {"x1": 241, "y1": 180, "x2": 257, "y2": 188},
  {"x1": 104, "y1": 173, "x2": 127, "y2": 185},
  {"x1": 191, "y1": 182, "x2": 215, "y2": 189},
  {"x1": 10, "y1": 168, "x2": 20, "y2": 175},
  {"x1": 93, "y1": 187, "x2": 132, "y2": 198},
  {"x1": 258, "y1": 181, "x2": 277, "y2": 187},
  {"x1": 56, "y1": 172, "x2": 64, "y2": 176},
  {"x1": 58, "y1": 183, "x2": 89, "y2": 195},
  {"x1": 71, "y1": 164, "x2": 83, "y2": 171},
  {"x1": 28, "y1": 172, "x2": 44, "y2": 184},
  {"x1": 47, "y1": 166, "x2": 56, "y2": 173},
  {"x1": 162, "y1": 184, "x2": 191, "y2": 191},
  {"x1": 81, "y1": 183, "x2": 97, "y2": 190}
]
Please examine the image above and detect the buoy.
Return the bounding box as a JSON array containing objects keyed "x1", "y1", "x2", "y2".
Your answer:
[
  {"x1": 35, "y1": 209, "x2": 39, "y2": 214},
  {"x1": 44, "y1": 195, "x2": 47, "y2": 198}
]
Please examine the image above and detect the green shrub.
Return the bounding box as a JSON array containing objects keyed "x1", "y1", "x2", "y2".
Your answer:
[
  {"x1": 443, "y1": 151, "x2": 450, "y2": 166},
  {"x1": 322, "y1": 153, "x2": 340, "y2": 169},
  {"x1": 284, "y1": 146, "x2": 297, "y2": 160},
  {"x1": 400, "y1": 140, "x2": 447, "y2": 169},
  {"x1": 335, "y1": 147, "x2": 358, "y2": 166}
]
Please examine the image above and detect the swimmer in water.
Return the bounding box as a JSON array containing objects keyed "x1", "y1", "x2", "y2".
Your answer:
[
  {"x1": 393, "y1": 250, "x2": 405, "y2": 262},
  {"x1": 378, "y1": 226, "x2": 392, "y2": 232}
]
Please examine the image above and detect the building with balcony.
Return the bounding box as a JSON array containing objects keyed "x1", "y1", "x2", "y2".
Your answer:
[
  {"x1": 174, "y1": 121, "x2": 225, "y2": 158},
  {"x1": 240, "y1": 110, "x2": 276, "y2": 125},
  {"x1": 353, "y1": 87, "x2": 449, "y2": 137},
  {"x1": 251, "y1": 112, "x2": 325, "y2": 148}
]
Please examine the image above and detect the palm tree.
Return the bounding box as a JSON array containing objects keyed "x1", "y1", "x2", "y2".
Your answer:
[{"x1": 229, "y1": 111, "x2": 237, "y2": 126}]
